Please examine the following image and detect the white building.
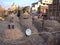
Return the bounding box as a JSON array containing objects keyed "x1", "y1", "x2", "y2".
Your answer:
[
  {"x1": 31, "y1": 2, "x2": 41, "y2": 14},
  {"x1": 31, "y1": 0, "x2": 53, "y2": 14}
]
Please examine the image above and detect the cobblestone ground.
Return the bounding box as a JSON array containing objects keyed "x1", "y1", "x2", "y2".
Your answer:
[{"x1": 0, "y1": 15, "x2": 60, "y2": 45}]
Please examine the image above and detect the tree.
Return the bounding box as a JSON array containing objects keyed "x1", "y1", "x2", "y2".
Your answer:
[
  {"x1": 23, "y1": 6, "x2": 30, "y2": 13},
  {"x1": 0, "y1": 5, "x2": 4, "y2": 13}
]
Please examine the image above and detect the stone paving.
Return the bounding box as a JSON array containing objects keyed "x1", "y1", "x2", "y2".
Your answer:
[{"x1": 0, "y1": 15, "x2": 60, "y2": 45}]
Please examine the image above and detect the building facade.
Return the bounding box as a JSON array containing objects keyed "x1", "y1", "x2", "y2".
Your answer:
[
  {"x1": 8, "y1": 3, "x2": 17, "y2": 11},
  {"x1": 46, "y1": 0, "x2": 60, "y2": 19}
]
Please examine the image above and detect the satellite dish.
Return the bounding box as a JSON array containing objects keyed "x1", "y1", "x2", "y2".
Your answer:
[{"x1": 25, "y1": 28, "x2": 32, "y2": 36}]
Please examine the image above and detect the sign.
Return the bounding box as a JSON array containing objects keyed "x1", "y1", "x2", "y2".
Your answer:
[
  {"x1": 42, "y1": 0, "x2": 53, "y2": 4},
  {"x1": 25, "y1": 28, "x2": 32, "y2": 36}
]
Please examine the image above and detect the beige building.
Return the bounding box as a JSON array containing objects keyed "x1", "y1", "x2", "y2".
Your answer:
[
  {"x1": 42, "y1": 0, "x2": 53, "y2": 4},
  {"x1": 8, "y1": 3, "x2": 17, "y2": 11}
]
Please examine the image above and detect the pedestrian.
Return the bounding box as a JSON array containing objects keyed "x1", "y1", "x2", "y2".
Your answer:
[{"x1": 8, "y1": 13, "x2": 15, "y2": 29}]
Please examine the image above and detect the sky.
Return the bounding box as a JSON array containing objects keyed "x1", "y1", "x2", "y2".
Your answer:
[{"x1": 0, "y1": 0, "x2": 38, "y2": 9}]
